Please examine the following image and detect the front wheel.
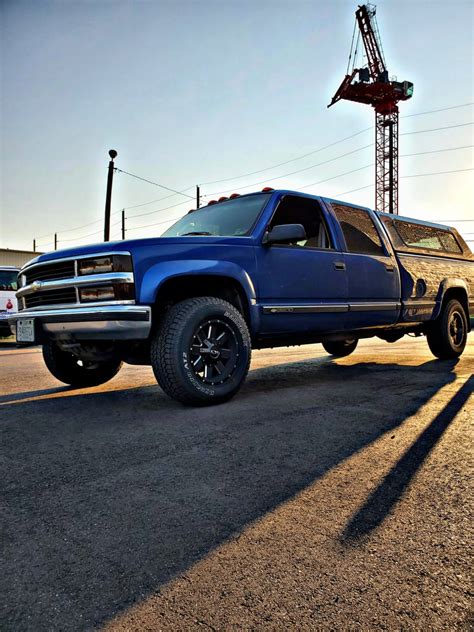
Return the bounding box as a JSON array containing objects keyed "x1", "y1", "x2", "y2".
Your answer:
[
  {"x1": 42, "y1": 342, "x2": 123, "y2": 387},
  {"x1": 426, "y1": 299, "x2": 468, "y2": 359},
  {"x1": 322, "y1": 338, "x2": 358, "y2": 358},
  {"x1": 151, "y1": 297, "x2": 251, "y2": 406}
]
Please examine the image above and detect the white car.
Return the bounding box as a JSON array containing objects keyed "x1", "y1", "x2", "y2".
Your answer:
[{"x1": 0, "y1": 266, "x2": 19, "y2": 337}]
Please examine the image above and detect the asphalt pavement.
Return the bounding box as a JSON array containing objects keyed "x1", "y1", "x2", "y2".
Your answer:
[{"x1": 1, "y1": 336, "x2": 472, "y2": 630}]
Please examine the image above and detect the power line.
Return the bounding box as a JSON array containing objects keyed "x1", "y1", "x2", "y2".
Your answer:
[
  {"x1": 126, "y1": 214, "x2": 185, "y2": 233},
  {"x1": 82, "y1": 156, "x2": 474, "y2": 238},
  {"x1": 331, "y1": 167, "x2": 473, "y2": 199},
  {"x1": 109, "y1": 104, "x2": 473, "y2": 218},
  {"x1": 400, "y1": 121, "x2": 473, "y2": 136},
  {"x1": 334, "y1": 183, "x2": 374, "y2": 197},
  {"x1": 401, "y1": 167, "x2": 473, "y2": 179},
  {"x1": 58, "y1": 229, "x2": 103, "y2": 243},
  {"x1": 122, "y1": 186, "x2": 196, "y2": 211},
  {"x1": 206, "y1": 146, "x2": 374, "y2": 195},
  {"x1": 127, "y1": 198, "x2": 191, "y2": 221},
  {"x1": 27, "y1": 104, "x2": 474, "y2": 245},
  {"x1": 124, "y1": 166, "x2": 474, "y2": 238},
  {"x1": 400, "y1": 145, "x2": 473, "y2": 158},
  {"x1": 114, "y1": 168, "x2": 195, "y2": 200},
  {"x1": 300, "y1": 164, "x2": 374, "y2": 190},
  {"x1": 402, "y1": 102, "x2": 473, "y2": 118},
  {"x1": 199, "y1": 129, "x2": 372, "y2": 186},
  {"x1": 198, "y1": 104, "x2": 473, "y2": 187},
  {"x1": 207, "y1": 141, "x2": 473, "y2": 197}
]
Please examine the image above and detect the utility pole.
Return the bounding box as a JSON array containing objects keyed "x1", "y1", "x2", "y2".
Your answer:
[
  {"x1": 54, "y1": 233, "x2": 58, "y2": 250},
  {"x1": 121, "y1": 209, "x2": 126, "y2": 240},
  {"x1": 196, "y1": 185, "x2": 200, "y2": 209},
  {"x1": 104, "y1": 149, "x2": 117, "y2": 241},
  {"x1": 33, "y1": 239, "x2": 36, "y2": 252}
]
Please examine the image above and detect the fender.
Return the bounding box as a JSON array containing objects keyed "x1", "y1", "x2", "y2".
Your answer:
[
  {"x1": 433, "y1": 278, "x2": 469, "y2": 321},
  {"x1": 139, "y1": 259, "x2": 260, "y2": 332}
]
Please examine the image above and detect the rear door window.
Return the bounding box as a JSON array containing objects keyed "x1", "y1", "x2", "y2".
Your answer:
[{"x1": 331, "y1": 204, "x2": 385, "y2": 256}]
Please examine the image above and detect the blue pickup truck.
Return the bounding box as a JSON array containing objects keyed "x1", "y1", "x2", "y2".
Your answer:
[{"x1": 11, "y1": 189, "x2": 474, "y2": 405}]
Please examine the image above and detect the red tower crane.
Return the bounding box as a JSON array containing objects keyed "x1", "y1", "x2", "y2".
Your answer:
[{"x1": 328, "y1": 4, "x2": 413, "y2": 214}]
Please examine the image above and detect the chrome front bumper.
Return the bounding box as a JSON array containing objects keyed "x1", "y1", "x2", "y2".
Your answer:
[{"x1": 9, "y1": 305, "x2": 152, "y2": 340}]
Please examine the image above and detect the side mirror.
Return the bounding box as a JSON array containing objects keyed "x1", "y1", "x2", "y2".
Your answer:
[{"x1": 263, "y1": 224, "x2": 307, "y2": 245}]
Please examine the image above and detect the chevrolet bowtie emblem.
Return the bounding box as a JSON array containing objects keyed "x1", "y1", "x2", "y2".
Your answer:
[{"x1": 31, "y1": 281, "x2": 43, "y2": 292}]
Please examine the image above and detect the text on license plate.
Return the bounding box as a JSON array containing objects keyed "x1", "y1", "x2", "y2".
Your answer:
[{"x1": 17, "y1": 319, "x2": 35, "y2": 342}]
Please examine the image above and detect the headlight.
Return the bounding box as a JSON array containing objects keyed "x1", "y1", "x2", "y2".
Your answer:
[{"x1": 78, "y1": 255, "x2": 133, "y2": 276}]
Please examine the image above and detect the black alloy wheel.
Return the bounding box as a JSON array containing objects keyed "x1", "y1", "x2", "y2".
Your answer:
[
  {"x1": 426, "y1": 298, "x2": 468, "y2": 359},
  {"x1": 189, "y1": 319, "x2": 239, "y2": 385},
  {"x1": 151, "y1": 297, "x2": 251, "y2": 406},
  {"x1": 448, "y1": 309, "x2": 465, "y2": 348}
]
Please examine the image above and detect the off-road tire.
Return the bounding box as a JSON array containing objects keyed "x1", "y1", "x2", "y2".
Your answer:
[
  {"x1": 322, "y1": 338, "x2": 358, "y2": 357},
  {"x1": 151, "y1": 297, "x2": 251, "y2": 406},
  {"x1": 426, "y1": 298, "x2": 468, "y2": 360},
  {"x1": 42, "y1": 341, "x2": 123, "y2": 387}
]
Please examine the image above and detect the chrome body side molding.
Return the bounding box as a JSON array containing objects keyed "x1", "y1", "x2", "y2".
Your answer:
[{"x1": 262, "y1": 302, "x2": 400, "y2": 314}]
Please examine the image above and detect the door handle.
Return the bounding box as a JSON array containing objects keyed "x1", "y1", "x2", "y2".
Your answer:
[
  {"x1": 334, "y1": 262, "x2": 346, "y2": 271},
  {"x1": 385, "y1": 265, "x2": 394, "y2": 273}
]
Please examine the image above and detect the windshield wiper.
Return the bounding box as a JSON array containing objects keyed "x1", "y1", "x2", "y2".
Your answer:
[{"x1": 180, "y1": 231, "x2": 213, "y2": 236}]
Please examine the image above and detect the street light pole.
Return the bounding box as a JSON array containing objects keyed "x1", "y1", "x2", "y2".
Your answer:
[{"x1": 104, "y1": 149, "x2": 117, "y2": 241}]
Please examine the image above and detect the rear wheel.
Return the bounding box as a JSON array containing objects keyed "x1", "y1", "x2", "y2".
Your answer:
[
  {"x1": 322, "y1": 338, "x2": 358, "y2": 357},
  {"x1": 151, "y1": 297, "x2": 251, "y2": 406},
  {"x1": 42, "y1": 341, "x2": 122, "y2": 387},
  {"x1": 426, "y1": 298, "x2": 468, "y2": 359}
]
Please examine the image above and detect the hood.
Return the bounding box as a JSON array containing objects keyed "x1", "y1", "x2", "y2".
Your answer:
[{"x1": 21, "y1": 235, "x2": 254, "y2": 269}]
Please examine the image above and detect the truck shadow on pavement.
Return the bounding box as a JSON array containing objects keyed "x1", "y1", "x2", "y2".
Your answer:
[
  {"x1": 0, "y1": 355, "x2": 467, "y2": 630},
  {"x1": 340, "y1": 372, "x2": 473, "y2": 545}
]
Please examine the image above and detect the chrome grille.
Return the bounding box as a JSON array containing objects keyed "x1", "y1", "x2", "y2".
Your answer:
[
  {"x1": 18, "y1": 251, "x2": 134, "y2": 312},
  {"x1": 25, "y1": 261, "x2": 75, "y2": 284},
  {"x1": 24, "y1": 288, "x2": 77, "y2": 309}
]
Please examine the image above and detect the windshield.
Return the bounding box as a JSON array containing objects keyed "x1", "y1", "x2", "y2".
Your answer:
[
  {"x1": 0, "y1": 270, "x2": 18, "y2": 291},
  {"x1": 161, "y1": 193, "x2": 271, "y2": 238}
]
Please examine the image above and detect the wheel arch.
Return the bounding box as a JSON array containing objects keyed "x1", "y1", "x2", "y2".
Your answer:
[
  {"x1": 139, "y1": 260, "x2": 259, "y2": 333},
  {"x1": 433, "y1": 279, "x2": 470, "y2": 331}
]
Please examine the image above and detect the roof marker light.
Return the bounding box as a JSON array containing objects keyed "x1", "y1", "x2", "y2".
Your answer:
[
  {"x1": 218, "y1": 196, "x2": 229, "y2": 202},
  {"x1": 229, "y1": 193, "x2": 240, "y2": 199},
  {"x1": 262, "y1": 187, "x2": 274, "y2": 192}
]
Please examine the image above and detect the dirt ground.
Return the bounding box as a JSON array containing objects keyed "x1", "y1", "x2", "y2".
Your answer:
[{"x1": 1, "y1": 335, "x2": 472, "y2": 630}]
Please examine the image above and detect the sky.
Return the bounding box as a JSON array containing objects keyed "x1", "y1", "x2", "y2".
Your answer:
[{"x1": 1, "y1": 0, "x2": 473, "y2": 253}]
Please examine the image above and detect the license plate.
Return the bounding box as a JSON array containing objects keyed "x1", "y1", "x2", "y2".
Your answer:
[{"x1": 17, "y1": 318, "x2": 35, "y2": 342}]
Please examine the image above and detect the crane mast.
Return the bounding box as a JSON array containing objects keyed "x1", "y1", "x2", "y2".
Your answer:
[{"x1": 328, "y1": 4, "x2": 413, "y2": 214}]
